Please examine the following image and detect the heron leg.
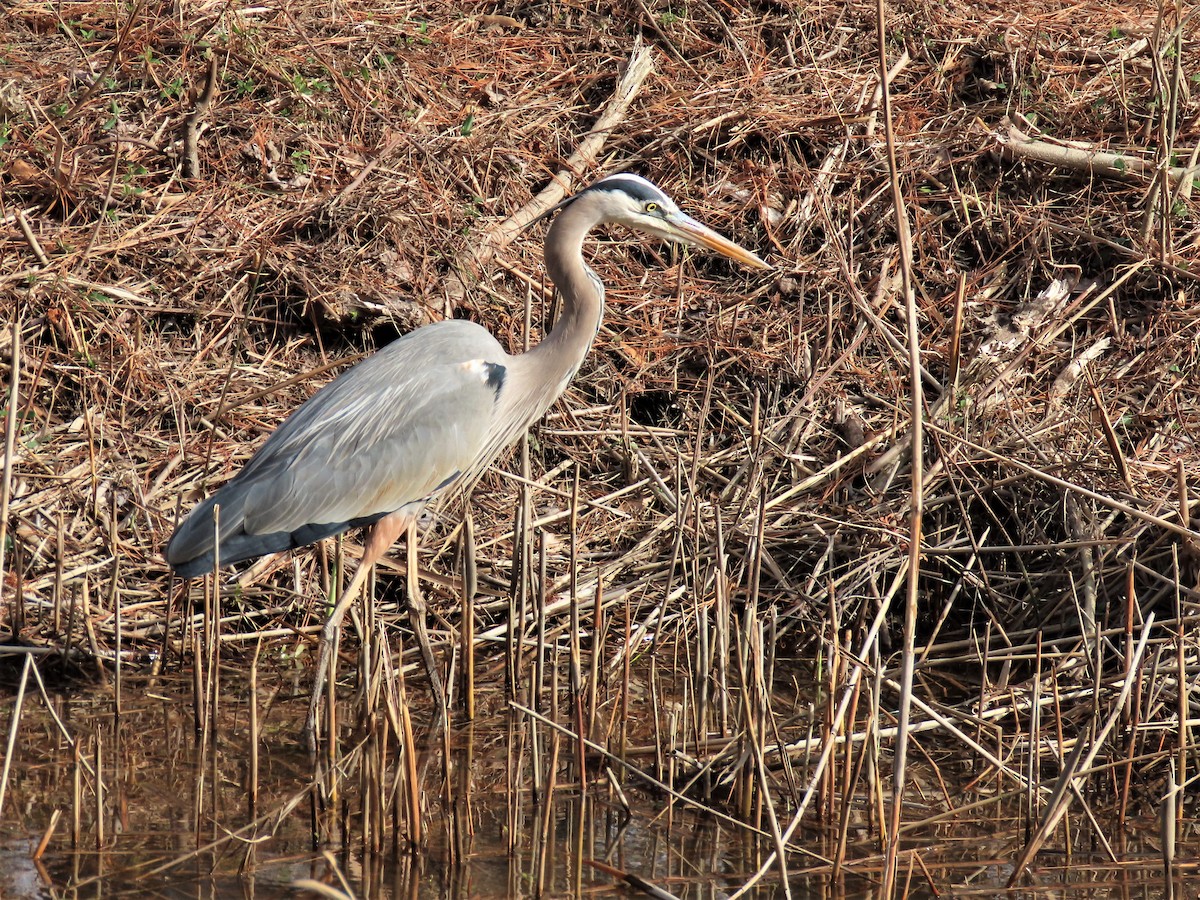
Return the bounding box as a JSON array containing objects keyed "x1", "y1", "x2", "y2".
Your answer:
[
  {"x1": 303, "y1": 511, "x2": 410, "y2": 751},
  {"x1": 405, "y1": 521, "x2": 447, "y2": 726}
]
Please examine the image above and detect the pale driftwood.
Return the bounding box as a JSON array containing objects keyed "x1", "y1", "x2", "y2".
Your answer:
[
  {"x1": 444, "y1": 40, "x2": 655, "y2": 305},
  {"x1": 182, "y1": 54, "x2": 219, "y2": 181},
  {"x1": 995, "y1": 118, "x2": 1199, "y2": 187}
]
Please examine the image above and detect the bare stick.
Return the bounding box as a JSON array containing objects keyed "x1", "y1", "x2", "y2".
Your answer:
[
  {"x1": 446, "y1": 40, "x2": 655, "y2": 302},
  {"x1": 182, "y1": 53, "x2": 219, "y2": 180},
  {"x1": 995, "y1": 119, "x2": 1200, "y2": 188}
]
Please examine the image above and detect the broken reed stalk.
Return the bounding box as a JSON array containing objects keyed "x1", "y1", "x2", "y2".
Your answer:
[
  {"x1": 110, "y1": 537, "x2": 121, "y2": 725},
  {"x1": 399, "y1": 688, "x2": 420, "y2": 851},
  {"x1": 569, "y1": 471, "x2": 584, "y2": 794},
  {"x1": 325, "y1": 610, "x2": 341, "y2": 770},
  {"x1": 819, "y1": 608, "x2": 838, "y2": 827},
  {"x1": 531, "y1": 527, "x2": 546, "y2": 800},
  {"x1": 506, "y1": 701, "x2": 522, "y2": 856},
  {"x1": 53, "y1": 513, "x2": 64, "y2": 635},
  {"x1": 587, "y1": 576, "x2": 602, "y2": 745},
  {"x1": 1027, "y1": 634, "x2": 1043, "y2": 834},
  {"x1": 438, "y1": 711, "x2": 453, "y2": 865},
  {"x1": 94, "y1": 724, "x2": 103, "y2": 850},
  {"x1": 1172, "y1": 551, "x2": 1187, "y2": 825},
  {"x1": 72, "y1": 739, "x2": 82, "y2": 849},
  {"x1": 359, "y1": 713, "x2": 378, "y2": 857},
  {"x1": 534, "y1": 732, "x2": 560, "y2": 896},
  {"x1": 364, "y1": 638, "x2": 388, "y2": 854},
  {"x1": 872, "y1": 0, "x2": 925, "y2": 888},
  {"x1": 33, "y1": 808, "x2": 60, "y2": 862},
  {"x1": 248, "y1": 637, "x2": 261, "y2": 820},
  {"x1": 205, "y1": 516, "x2": 222, "y2": 843},
  {"x1": 748, "y1": 609, "x2": 791, "y2": 895},
  {"x1": 1162, "y1": 763, "x2": 1178, "y2": 896},
  {"x1": 460, "y1": 512, "x2": 476, "y2": 720},
  {"x1": 0, "y1": 320, "x2": 20, "y2": 601},
  {"x1": 1118, "y1": 564, "x2": 1138, "y2": 833},
  {"x1": 0, "y1": 654, "x2": 32, "y2": 821}
]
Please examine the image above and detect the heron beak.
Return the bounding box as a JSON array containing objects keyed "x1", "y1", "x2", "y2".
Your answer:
[{"x1": 668, "y1": 213, "x2": 772, "y2": 270}]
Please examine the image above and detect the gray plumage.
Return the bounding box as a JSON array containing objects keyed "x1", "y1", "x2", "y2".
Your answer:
[{"x1": 168, "y1": 322, "x2": 506, "y2": 576}]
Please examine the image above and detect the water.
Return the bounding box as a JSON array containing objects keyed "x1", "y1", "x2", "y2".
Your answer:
[
  {"x1": 0, "y1": 666, "x2": 798, "y2": 898},
  {"x1": 0, "y1": 655, "x2": 1191, "y2": 898}
]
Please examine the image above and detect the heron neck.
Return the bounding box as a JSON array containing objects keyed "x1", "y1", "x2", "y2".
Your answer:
[{"x1": 528, "y1": 202, "x2": 606, "y2": 388}]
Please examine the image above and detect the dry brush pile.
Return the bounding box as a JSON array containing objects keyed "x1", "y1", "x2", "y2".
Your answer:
[{"x1": 1, "y1": 0, "x2": 1199, "y2": 887}]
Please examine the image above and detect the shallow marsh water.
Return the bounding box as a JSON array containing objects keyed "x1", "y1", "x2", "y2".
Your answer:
[
  {"x1": 0, "y1": 660, "x2": 1192, "y2": 898},
  {"x1": 0, "y1": 665, "x2": 808, "y2": 898}
]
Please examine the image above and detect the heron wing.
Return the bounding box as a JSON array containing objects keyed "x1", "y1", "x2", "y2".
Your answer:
[
  {"x1": 168, "y1": 320, "x2": 509, "y2": 567},
  {"x1": 239, "y1": 320, "x2": 508, "y2": 534}
]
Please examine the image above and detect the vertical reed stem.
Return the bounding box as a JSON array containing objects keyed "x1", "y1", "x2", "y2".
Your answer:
[{"x1": 461, "y1": 512, "x2": 476, "y2": 719}]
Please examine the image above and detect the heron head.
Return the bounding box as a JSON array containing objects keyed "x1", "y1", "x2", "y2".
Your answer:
[{"x1": 557, "y1": 173, "x2": 772, "y2": 270}]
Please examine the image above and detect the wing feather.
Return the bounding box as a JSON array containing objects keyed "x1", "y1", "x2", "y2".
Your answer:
[{"x1": 167, "y1": 320, "x2": 509, "y2": 568}]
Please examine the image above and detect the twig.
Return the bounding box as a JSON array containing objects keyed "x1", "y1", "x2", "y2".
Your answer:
[
  {"x1": 332, "y1": 132, "x2": 402, "y2": 204},
  {"x1": 445, "y1": 39, "x2": 655, "y2": 304},
  {"x1": 182, "y1": 53, "x2": 219, "y2": 181},
  {"x1": 14, "y1": 211, "x2": 50, "y2": 266},
  {"x1": 994, "y1": 119, "x2": 1199, "y2": 188}
]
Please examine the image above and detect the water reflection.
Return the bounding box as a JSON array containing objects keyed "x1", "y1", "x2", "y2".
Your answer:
[
  {"x1": 0, "y1": 669, "x2": 800, "y2": 898},
  {"x1": 0, "y1": 659, "x2": 1190, "y2": 899}
]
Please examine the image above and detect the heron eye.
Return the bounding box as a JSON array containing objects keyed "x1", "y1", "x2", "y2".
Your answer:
[{"x1": 644, "y1": 201, "x2": 659, "y2": 213}]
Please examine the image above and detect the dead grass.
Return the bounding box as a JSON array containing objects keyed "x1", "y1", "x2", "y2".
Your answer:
[{"x1": 2, "y1": 0, "x2": 1200, "y2": 892}]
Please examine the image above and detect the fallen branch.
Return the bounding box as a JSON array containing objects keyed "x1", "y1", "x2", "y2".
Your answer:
[
  {"x1": 182, "y1": 53, "x2": 219, "y2": 181},
  {"x1": 445, "y1": 39, "x2": 655, "y2": 304},
  {"x1": 994, "y1": 118, "x2": 1199, "y2": 187}
]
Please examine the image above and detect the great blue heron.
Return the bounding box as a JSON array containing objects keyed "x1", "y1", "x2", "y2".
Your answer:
[{"x1": 167, "y1": 173, "x2": 770, "y2": 743}]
